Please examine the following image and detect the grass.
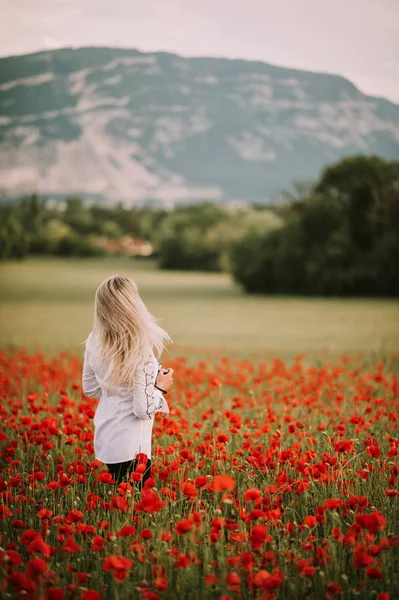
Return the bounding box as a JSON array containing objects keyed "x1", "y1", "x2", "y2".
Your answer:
[{"x1": 0, "y1": 257, "x2": 398, "y2": 361}]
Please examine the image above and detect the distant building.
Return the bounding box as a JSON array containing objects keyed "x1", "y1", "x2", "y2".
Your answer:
[{"x1": 94, "y1": 235, "x2": 153, "y2": 257}]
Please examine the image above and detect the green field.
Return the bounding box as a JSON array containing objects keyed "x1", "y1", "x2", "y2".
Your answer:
[{"x1": 0, "y1": 257, "x2": 398, "y2": 360}]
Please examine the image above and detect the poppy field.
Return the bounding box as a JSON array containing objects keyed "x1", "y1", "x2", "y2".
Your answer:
[{"x1": 0, "y1": 348, "x2": 398, "y2": 600}]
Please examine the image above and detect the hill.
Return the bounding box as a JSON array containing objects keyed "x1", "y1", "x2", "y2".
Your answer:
[{"x1": 1, "y1": 46, "x2": 399, "y2": 205}]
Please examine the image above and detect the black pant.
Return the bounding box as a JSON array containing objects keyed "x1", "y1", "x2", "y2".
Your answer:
[{"x1": 106, "y1": 458, "x2": 152, "y2": 487}]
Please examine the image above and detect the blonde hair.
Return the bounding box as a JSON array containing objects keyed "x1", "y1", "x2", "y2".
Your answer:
[{"x1": 86, "y1": 275, "x2": 171, "y2": 391}]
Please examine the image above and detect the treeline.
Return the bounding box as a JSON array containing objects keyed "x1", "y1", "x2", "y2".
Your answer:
[
  {"x1": 0, "y1": 191, "x2": 282, "y2": 268},
  {"x1": 231, "y1": 155, "x2": 399, "y2": 297},
  {"x1": 1, "y1": 155, "x2": 398, "y2": 297},
  {"x1": 0, "y1": 196, "x2": 167, "y2": 259}
]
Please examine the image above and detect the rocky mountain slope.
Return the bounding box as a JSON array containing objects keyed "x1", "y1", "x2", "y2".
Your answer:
[{"x1": 1, "y1": 47, "x2": 399, "y2": 205}]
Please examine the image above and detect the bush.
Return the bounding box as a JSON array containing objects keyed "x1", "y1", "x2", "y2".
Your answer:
[{"x1": 54, "y1": 233, "x2": 107, "y2": 257}]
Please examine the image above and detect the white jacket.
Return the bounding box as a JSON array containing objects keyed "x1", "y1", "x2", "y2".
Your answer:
[{"x1": 82, "y1": 333, "x2": 170, "y2": 464}]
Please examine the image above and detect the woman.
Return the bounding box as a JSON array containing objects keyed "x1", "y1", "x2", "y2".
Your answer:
[{"x1": 82, "y1": 275, "x2": 174, "y2": 487}]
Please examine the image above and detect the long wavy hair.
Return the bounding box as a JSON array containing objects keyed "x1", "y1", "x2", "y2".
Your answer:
[{"x1": 85, "y1": 275, "x2": 171, "y2": 391}]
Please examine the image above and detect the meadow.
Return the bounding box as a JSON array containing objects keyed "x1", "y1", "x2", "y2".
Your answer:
[
  {"x1": 0, "y1": 257, "x2": 398, "y2": 599},
  {"x1": 0, "y1": 258, "x2": 398, "y2": 359}
]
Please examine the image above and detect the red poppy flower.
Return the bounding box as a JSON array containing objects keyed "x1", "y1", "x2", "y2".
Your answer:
[
  {"x1": 111, "y1": 496, "x2": 128, "y2": 512},
  {"x1": 62, "y1": 536, "x2": 83, "y2": 553},
  {"x1": 353, "y1": 551, "x2": 373, "y2": 569},
  {"x1": 160, "y1": 531, "x2": 173, "y2": 543},
  {"x1": 181, "y1": 481, "x2": 197, "y2": 497},
  {"x1": 175, "y1": 519, "x2": 194, "y2": 535},
  {"x1": 46, "y1": 588, "x2": 65, "y2": 600},
  {"x1": 139, "y1": 528, "x2": 152, "y2": 540},
  {"x1": 27, "y1": 535, "x2": 51, "y2": 556},
  {"x1": 0, "y1": 506, "x2": 12, "y2": 519},
  {"x1": 244, "y1": 488, "x2": 262, "y2": 504},
  {"x1": 135, "y1": 452, "x2": 149, "y2": 464},
  {"x1": 37, "y1": 509, "x2": 52, "y2": 519},
  {"x1": 355, "y1": 511, "x2": 386, "y2": 534},
  {"x1": 212, "y1": 475, "x2": 235, "y2": 492},
  {"x1": 91, "y1": 536, "x2": 106, "y2": 552},
  {"x1": 324, "y1": 499, "x2": 343, "y2": 510},
  {"x1": 154, "y1": 576, "x2": 168, "y2": 591},
  {"x1": 366, "y1": 567, "x2": 383, "y2": 579},
  {"x1": 366, "y1": 445, "x2": 381, "y2": 459},
  {"x1": 4, "y1": 549, "x2": 22, "y2": 566},
  {"x1": 80, "y1": 591, "x2": 102, "y2": 600},
  {"x1": 11, "y1": 519, "x2": 24, "y2": 529},
  {"x1": 174, "y1": 554, "x2": 191, "y2": 569},
  {"x1": 334, "y1": 440, "x2": 355, "y2": 453},
  {"x1": 303, "y1": 516, "x2": 317, "y2": 528},
  {"x1": 6, "y1": 572, "x2": 35, "y2": 594},
  {"x1": 225, "y1": 571, "x2": 241, "y2": 591},
  {"x1": 45, "y1": 481, "x2": 60, "y2": 491},
  {"x1": 102, "y1": 555, "x2": 133, "y2": 582},
  {"x1": 135, "y1": 490, "x2": 165, "y2": 514},
  {"x1": 97, "y1": 472, "x2": 115, "y2": 484},
  {"x1": 194, "y1": 475, "x2": 207, "y2": 488},
  {"x1": 300, "y1": 566, "x2": 316, "y2": 577},
  {"x1": 326, "y1": 581, "x2": 343, "y2": 596},
  {"x1": 117, "y1": 526, "x2": 136, "y2": 537},
  {"x1": 66, "y1": 510, "x2": 84, "y2": 523},
  {"x1": 249, "y1": 524, "x2": 269, "y2": 551},
  {"x1": 252, "y1": 569, "x2": 283, "y2": 591},
  {"x1": 26, "y1": 557, "x2": 47, "y2": 579}
]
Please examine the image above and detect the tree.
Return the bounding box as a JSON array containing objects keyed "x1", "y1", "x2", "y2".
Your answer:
[
  {"x1": 63, "y1": 196, "x2": 94, "y2": 234},
  {"x1": 20, "y1": 193, "x2": 44, "y2": 237},
  {"x1": 315, "y1": 155, "x2": 399, "y2": 252},
  {"x1": 230, "y1": 155, "x2": 399, "y2": 297},
  {"x1": 156, "y1": 203, "x2": 226, "y2": 270}
]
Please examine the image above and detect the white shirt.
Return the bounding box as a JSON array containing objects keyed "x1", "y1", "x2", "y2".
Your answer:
[{"x1": 82, "y1": 333, "x2": 170, "y2": 464}]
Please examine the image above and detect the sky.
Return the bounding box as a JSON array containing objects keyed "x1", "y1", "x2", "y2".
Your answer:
[{"x1": 1, "y1": 0, "x2": 399, "y2": 102}]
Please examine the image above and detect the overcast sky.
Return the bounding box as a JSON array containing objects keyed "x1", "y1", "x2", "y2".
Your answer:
[{"x1": 1, "y1": 0, "x2": 399, "y2": 102}]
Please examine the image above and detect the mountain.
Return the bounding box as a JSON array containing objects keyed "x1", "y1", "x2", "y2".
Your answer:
[{"x1": 1, "y1": 47, "x2": 399, "y2": 206}]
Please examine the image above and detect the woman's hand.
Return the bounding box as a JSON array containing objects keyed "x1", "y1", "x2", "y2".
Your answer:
[{"x1": 156, "y1": 368, "x2": 174, "y2": 393}]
